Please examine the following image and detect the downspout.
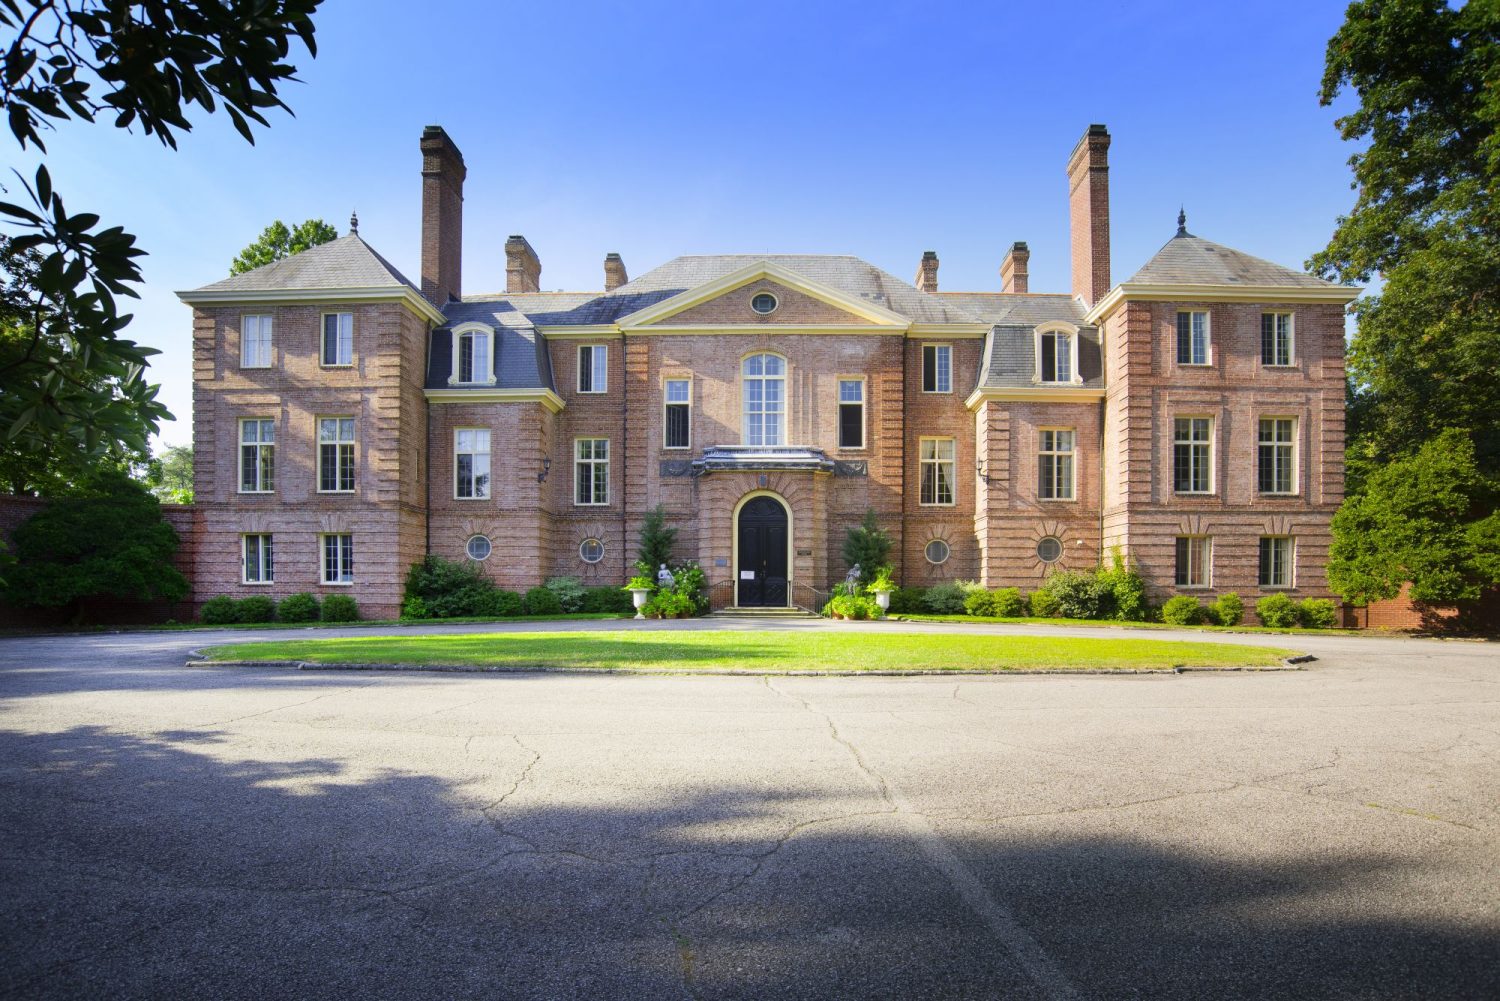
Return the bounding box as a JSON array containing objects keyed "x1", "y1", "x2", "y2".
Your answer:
[
  {"x1": 1097, "y1": 319, "x2": 1107, "y2": 564},
  {"x1": 620, "y1": 335, "x2": 629, "y2": 582},
  {"x1": 900, "y1": 332, "x2": 909, "y2": 587}
]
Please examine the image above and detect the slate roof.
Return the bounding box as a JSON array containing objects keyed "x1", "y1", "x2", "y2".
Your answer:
[
  {"x1": 934, "y1": 292, "x2": 1087, "y2": 326},
  {"x1": 426, "y1": 298, "x2": 556, "y2": 391},
  {"x1": 1125, "y1": 232, "x2": 1336, "y2": 288},
  {"x1": 190, "y1": 233, "x2": 419, "y2": 293}
]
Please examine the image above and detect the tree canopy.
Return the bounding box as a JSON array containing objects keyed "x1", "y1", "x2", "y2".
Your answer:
[
  {"x1": 231, "y1": 218, "x2": 338, "y2": 275},
  {"x1": 142, "y1": 443, "x2": 193, "y2": 504}
]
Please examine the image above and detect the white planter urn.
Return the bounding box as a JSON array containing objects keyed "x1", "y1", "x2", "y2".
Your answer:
[
  {"x1": 873, "y1": 589, "x2": 892, "y2": 612},
  {"x1": 630, "y1": 588, "x2": 652, "y2": 619}
]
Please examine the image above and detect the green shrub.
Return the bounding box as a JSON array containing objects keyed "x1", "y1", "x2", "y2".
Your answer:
[
  {"x1": 990, "y1": 587, "x2": 1026, "y2": 617},
  {"x1": 1161, "y1": 595, "x2": 1204, "y2": 625},
  {"x1": 278, "y1": 592, "x2": 320, "y2": 623},
  {"x1": 400, "y1": 596, "x2": 430, "y2": 620},
  {"x1": 1297, "y1": 597, "x2": 1339, "y2": 628},
  {"x1": 581, "y1": 586, "x2": 634, "y2": 614},
  {"x1": 842, "y1": 510, "x2": 892, "y2": 584},
  {"x1": 488, "y1": 589, "x2": 524, "y2": 617},
  {"x1": 545, "y1": 576, "x2": 587, "y2": 613},
  {"x1": 1043, "y1": 570, "x2": 1106, "y2": 619},
  {"x1": 1207, "y1": 592, "x2": 1243, "y2": 627},
  {"x1": 236, "y1": 595, "x2": 276, "y2": 624},
  {"x1": 1255, "y1": 592, "x2": 1298, "y2": 629},
  {"x1": 200, "y1": 595, "x2": 237, "y2": 625},
  {"x1": 320, "y1": 594, "x2": 360, "y2": 622},
  {"x1": 406, "y1": 556, "x2": 486, "y2": 608},
  {"x1": 644, "y1": 589, "x2": 695, "y2": 618},
  {"x1": 887, "y1": 586, "x2": 927, "y2": 614},
  {"x1": 522, "y1": 586, "x2": 563, "y2": 616},
  {"x1": 823, "y1": 592, "x2": 882, "y2": 620},
  {"x1": 963, "y1": 589, "x2": 997, "y2": 616},
  {"x1": 1097, "y1": 555, "x2": 1149, "y2": 621},
  {"x1": 923, "y1": 581, "x2": 967, "y2": 614},
  {"x1": 1027, "y1": 589, "x2": 1061, "y2": 618}
]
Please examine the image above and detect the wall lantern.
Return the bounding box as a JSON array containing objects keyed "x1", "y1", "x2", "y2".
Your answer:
[{"x1": 538, "y1": 456, "x2": 551, "y2": 483}]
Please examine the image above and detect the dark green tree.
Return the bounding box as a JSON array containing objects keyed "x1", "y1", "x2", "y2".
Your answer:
[
  {"x1": 0, "y1": 0, "x2": 322, "y2": 467},
  {"x1": 231, "y1": 218, "x2": 338, "y2": 274},
  {"x1": 3, "y1": 467, "x2": 188, "y2": 622},
  {"x1": 841, "y1": 509, "x2": 891, "y2": 584},
  {"x1": 636, "y1": 505, "x2": 677, "y2": 572}
]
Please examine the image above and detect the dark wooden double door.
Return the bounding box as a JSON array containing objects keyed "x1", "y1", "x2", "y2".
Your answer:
[{"x1": 737, "y1": 496, "x2": 788, "y2": 607}]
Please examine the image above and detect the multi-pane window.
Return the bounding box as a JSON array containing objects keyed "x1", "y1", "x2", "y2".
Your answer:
[
  {"x1": 575, "y1": 438, "x2": 609, "y2": 505},
  {"x1": 241, "y1": 315, "x2": 272, "y2": 368},
  {"x1": 239, "y1": 418, "x2": 275, "y2": 493},
  {"x1": 1176, "y1": 311, "x2": 1210, "y2": 365},
  {"x1": 1174, "y1": 536, "x2": 1210, "y2": 588},
  {"x1": 1261, "y1": 313, "x2": 1294, "y2": 366},
  {"x1": 456, "y1": 330, "x2": 491, "y2": 384},
  {"x1": 578, "y1": 344, "x2": 608, "y2": 393},
  {"x1": 454, "y1": 428, "x2": 491, "y2": 499},
  {"x1": 922, "y1": 344, "x2": 952, "y2": 393},
  {"x1": 1259, "y1": 536, "x2": 1293, "y2": 588},
  {"x1": 919, "y1": 437, "x2": 956, "y2": 505},
  {"x1": 664, "y1": 378, "x2": 691, "y2": 449},
  {"x1": 838, "y1": 378, "x2": 864, "y2": 449},
  {"x1": 318, "y1": 417, "x2": 356, "y2": 492},
  {"x1": 742, "y1": 353, "x2": 785, "y2": 446},
  {"x1": 1040, "y1": 331, "x2": 1072, "y2": 383},
  {"x1": 1258, "y1": 418, "x2": 1297, "y2": 494},
  {"x1": 1038, "y1": 429, "x2": 1075, "y2": 500},
  {"x1": 321, "y1": 313, "x2": 353, "y2": 366},
  {"x1": 321, "y1": 534, "x2": 354, "y2": 584},
  {"x1": 242, "y1": 534, "x2": 273, "y2": 584},
  {"x1": 1173, "y1": 417, "x2": 1213, "y2": 493}
]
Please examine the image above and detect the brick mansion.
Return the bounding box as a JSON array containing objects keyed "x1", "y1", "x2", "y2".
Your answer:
[{"x1": 177, "y1": 124, "x2": 1359, "y2": 618}]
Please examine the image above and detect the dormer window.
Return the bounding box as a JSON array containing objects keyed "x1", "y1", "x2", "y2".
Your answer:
[
  {"x1": 448, "y1": 324, "x2": 496, "y2": 386},
  {"x1": 1034, "y1": 323, "x2": 1080, "y2": 385}
]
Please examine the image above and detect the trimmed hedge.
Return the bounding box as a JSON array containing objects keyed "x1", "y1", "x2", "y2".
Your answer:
[
  {"x1": 320, "y1": 594, "x2": 360, "y2": 622},
  {"x1": 1161, "y1": 595, "x2": 1203, "y2": 625},
  {"x1": 1255, "y1": 592, "x2": 1298, "y2": 629},
  {"x1": 277, "y1": 593, "x2": 320, "y2": 623},
  {"x1": 522, "y1": 586, "x2": 562, "y2": 616},
  {"x1": 236, "y1": 595, "x2": 276, "y2": 624},
  {"x1": 199, "y1": 595, "x2": 238, "y2": 625}
]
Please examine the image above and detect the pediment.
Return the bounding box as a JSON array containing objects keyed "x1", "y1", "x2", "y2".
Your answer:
[{"x1": 615, "y1": 261, "x2": 910, "y2": 328}]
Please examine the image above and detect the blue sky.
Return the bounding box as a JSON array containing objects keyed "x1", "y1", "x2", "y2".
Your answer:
[{"x1": 22, "y1": 0, "x2": 1359, "y2": 448}]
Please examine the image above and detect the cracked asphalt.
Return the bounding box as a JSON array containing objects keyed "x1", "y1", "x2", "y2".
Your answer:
[{"x1": 0, "y1": 619, "x2": 1496, "y2": 999}]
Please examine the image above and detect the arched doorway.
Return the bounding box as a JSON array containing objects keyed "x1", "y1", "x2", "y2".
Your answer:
[{"x1": 735, "y1": 494, "x2": 789, "y2": 607}]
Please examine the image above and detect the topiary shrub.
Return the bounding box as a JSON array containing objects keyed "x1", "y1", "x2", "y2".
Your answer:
[
  {"x1": 278, "y1": 592, "x2": 320, "y2": 623},
  {"x1": 1042, "y1": 570, "x2": 1106, "y2": 619},
  {"x1": 1161, "y1": 595, "x2": 1204, "y2": 625},
  {"x1": 1208, "y1": 592, "x2": 1243, "y2": 627},
  {"x1": 887, "y1": 586, "x2": 927, "y2": 614},
  {"x1": 1297, "y1": 597, "x2": 1339, "y2": 628},
  {"x1": 200, "y1": 595, "x2": 237, "y2": 625},
  {"x1": 963, "y1": 589, "x2": 997, "y2": 616},
  {"x1": 1255, "y1": 592, "x2": 1298, "y2": 629},
  {"x1": 236, "y1": 595, "x2": 276, "y2": 624},
  {"x1": 545, "y1": 576, "x2": 587, "y2": 613},
  {"x1": 1027, "y1": 589, "x2": 1062, "y2": 618},
  {"x1": 320, "y1": 594, "x2": 360, "y2": 622},
  {"x1": 923, "y1": 581, "x2": 967, "y2": 614},
  {"x1": 522, "y1": 586, "x2": 563, "y2": 616},
  {"x1": 400, "y1": 596, "x2": 430, "y2": 620},
  {"x1": 990, "y1": 587, "x2": 1026, "y2": 617}
]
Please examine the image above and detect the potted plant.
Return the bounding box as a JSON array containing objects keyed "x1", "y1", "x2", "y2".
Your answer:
[
  {"x1": 623, "y1": 572, "x2": 655, "y2": 619},
  {"x1": 868, "y1": 565, "x2": 896, "y2": 613}
]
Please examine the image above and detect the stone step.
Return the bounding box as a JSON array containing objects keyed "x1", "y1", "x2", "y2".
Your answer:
[{"x1": 709, "y1": 607, "x2": 819, "y2": 617}]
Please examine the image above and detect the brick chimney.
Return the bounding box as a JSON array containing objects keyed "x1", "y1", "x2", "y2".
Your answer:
[
  {"x1": 419, "y1": 125, "x2": 465, "y2": 306},
  {"x1": 505, "y1": 235, "x2": 541, "y2": 293},
  {"x1": 603, "y1": 252, "x2": 628, "y2": 291},
  {"x1": 1000, "y1": 241, "x2": 1030, "y2": 294},
  {"x1": 914, "y1": 250, "x2": 939, "y2": 292},
  {"x1": 1066, "y1": 124, "x2": 1111, "y2": 306}
]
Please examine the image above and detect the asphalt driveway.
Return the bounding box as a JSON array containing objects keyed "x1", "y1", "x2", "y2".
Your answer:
[{"x1": 0, "y1": 620, "x2": 1495, "y2": 999}]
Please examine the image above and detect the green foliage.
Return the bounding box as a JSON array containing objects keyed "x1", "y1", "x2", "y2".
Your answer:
[
  {"x1": 868, "y1": 565, "x2": 896, "y2": 593},
  {"x1": 963, "y1": 589, "x2": 997, "y2": 617},
  {"x1": 1097, "y1": 551, "x2": 1149, "y2": 621},
  {"x1": 923, "y1": 581, "x2": 967, "y2": 614},
  {"x1": 1208, "y1": 592, "x2": 1244, "y2": 627},
  {"x1": 962, "y1": 586, "x2": 1024, "y2": 618},
  {"x1": 231, "y1": 219, "x2": 338, "y2": 275},
  {"x1": 1035, "y1": 554, "x2": 1149, "y2": 622},
  {"x1": 277, "y1": 592, "x2": 319, "y2": 623},
  {"x1": 235, "y1": 595, "x2": 275, "y2": 624},
  {"x1": 636, "y1": 505, "x2": 678, "y2": 572},
  {"x1": 887, "y1": 586, "x2": 927, "y2": 614},
  {"x1": 2, "y1": 469, "x2": 187, "y2": 620},
  {"x1": 1040, "y1": 570, "x2": 1106, "y2": 619},
  {"x1": 319, "y1": 594, "x2": 359, "y2": 622},
  {"x1": 1255, "y1": 593, "x2": 1299, "y2": 629},
  {"x1": 624, "y1": 573, "x2": 655, "y2": 591},
  {"x1": 1027, "y1": 589, "x2": 1061, "y2": 618},
  {"x1": 545, "y1": 576, "x2": 587, "y2": 613},
  {"x1": 522, "y1": 586, "x2": 562, "y2": 617},
  {"x1": 199, "y1": 595, "x2": 237, "y2": 625},
  {"x1": 0, "y1": 2, "x2": 322, "y2": 469},
  {"x1": 1297, "y1": 598, "x2": 1340, "y2": 629},
  {"x1": 1330, "y1": 430, "x2": 1500, "y2": 604},
  {"x1": 141, "y1": 443, "x2": 193, "y2": 504},
  {"x1": 1161, "y1": 595, "x2": 1204, "y2": 626},
  {"x1": 400, "y1": 596, "x2": 429, "y2": 620},
  {"x1": 643, "y1": 589, "x2": 696, "y2": 618},
  {"x1": 823, "y1": 591, "x2": 882, "y2": 620},
  {"x1": 841, "y1": 510, "x2": 892, "y2": 584},
  {"x1": 581, "y1": 586, "x2": 634, "y2": 614},
  {"x1": 486, "y1": 589, "x2": 524, "y2": 617}
]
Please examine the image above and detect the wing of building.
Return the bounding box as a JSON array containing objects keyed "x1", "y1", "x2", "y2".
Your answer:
[{"x1": 178, "y1": 125, "x2": 1360, "y2": 618}]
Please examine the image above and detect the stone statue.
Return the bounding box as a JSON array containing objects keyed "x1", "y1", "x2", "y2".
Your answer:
[
  {"x1": 845, "y1": 564, "x2": 861, "y2": 588},
  {"x1": 657, "y1": 563, "x2": 675, "y2": 588}
]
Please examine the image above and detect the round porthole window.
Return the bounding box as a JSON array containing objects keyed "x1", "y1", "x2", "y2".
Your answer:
[
  {"x1": 924, "y1": 539, "x2": 951, "y2": 565},
  {"x1": 466, "y1": 535, "x2": 492, "y2": 561},
  {"x1": 750, "y1": 292, "x2": 778, "y2": 315},
  {"x1": 579, "y1": 538, "x2": 605, "y2": 564},
  {"x1": 1036, "y1": 536, "x2": 1063, "y2": 563}
]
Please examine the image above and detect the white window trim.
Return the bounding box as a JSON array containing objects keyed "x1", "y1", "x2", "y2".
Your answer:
[
  {"x1": 1258, "y1": 415, "x2": 1300, "y2": 496},
  {"x1": 740, "y1": 352, "x2": 787, "y2": 447},
  {"x1": 1038, "y1": 426, "x2": 1076, "y2": 501},
  {"x1": 836, "y1": 375, "x2": 867, "y2": 451},
  {"x1": 578, "y1": 344, "x2": 608, "y2": 394},
  {"x1": 240, "y1": 314, "x2": 273, "y2": 369},
  {"x1": 921, "y1": 343, "x2": 953, "y2": 394},
  {"x1": 319, "y1": 312, "x2": 355, "y2": 368},
  {"x1": 1259, "y1": 536, "x2": 1296, "y2": 590},
  {"x1": 1175, "y1": 310, "x2": 1213, "y2": 367},
  {"x1": 924, "y1": 538, "x2": 951, "y2": 564},
  {"x1": 574, "y1": 436, "x2": 610, "y2": 506},
  {"x1": 1172, "y1": 415, "x2": 1216, "y2": 495},
  {"x1": 918, "y1": 435, "x2": 957, "y2": 507},
  {"x1": 241, "y1": 533, "x2": 274, "y2": 585},
  {"x1": 237, "y1": 417, "x2": 275, "y2": 494},
  {"x1": 662, "y1": 376, "x2": 692, "y2": 450},
  {"x1": 319, "y1": 533, "x2": 354, "y2": 586},
  {"x1": 1262, "y1": 312, "x2": 1297, "y2": 367},
  {"x1": 1032, "y1": 322, "x2": 1083, "y2": 386},
  {"x1": 579, "y1": 538, "x2": 606, "y2": 564},
  {"x1": 453, "y1": 427, "x2": 492, "y2": 500},
  {"x1": 1175, "y1": 535, "x2": 1212, "y2": 589},
  {"x1": 448, "y1": 323, "x2": 497, "y2": 386},
  {"x1": 316, "y1": 415, "x2": 356, "y2": 494}
]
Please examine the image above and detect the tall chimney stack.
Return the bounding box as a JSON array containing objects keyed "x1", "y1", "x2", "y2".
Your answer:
[
  {"x1": 505, "y1": 235, "x2": 542, "y2": 293},
  {"x1": 1066, "y1": 124, "x2": 1111, "y2": 306},
  {"x1": 603, "y1": 252, "x2": 628, "y2": 291},
  {"x1": 914, "y1": 250, "x2": 939, "y2": 292},
  {"x1": 1000, "y1": 241, "x2": 1030, "y2": 294},
  {"x1": 419, "y1": 125, "x2": 465, "y2": 306}
]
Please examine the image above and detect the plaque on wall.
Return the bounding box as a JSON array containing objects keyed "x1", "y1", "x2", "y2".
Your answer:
[
  {"x1": 796, "y1": 549, "x2": 812, "y2": 556},
  {"x1": 659, "y1": 460, "x2": 693, "y2": 477},
  {"x1": 833, "y1": 460, "x2": 868, "y2": 477}
]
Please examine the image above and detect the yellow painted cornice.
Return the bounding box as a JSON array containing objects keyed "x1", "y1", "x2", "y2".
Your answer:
[
  {"x1": 614, "y1": 260, "x2": 912, "y2": 328},
  {"x1": 964, "y1": 386, "x2": 1107, "y2": 410},
  {"x1": 424, "y1": 388, "x2": 566, "y2": 413},
  {"x1": 1084, "y1": 282, "x2": 1363, "y2": 326},
  {"x1": 176, "y1": 285, "x2": 448, "y2": 326}
]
